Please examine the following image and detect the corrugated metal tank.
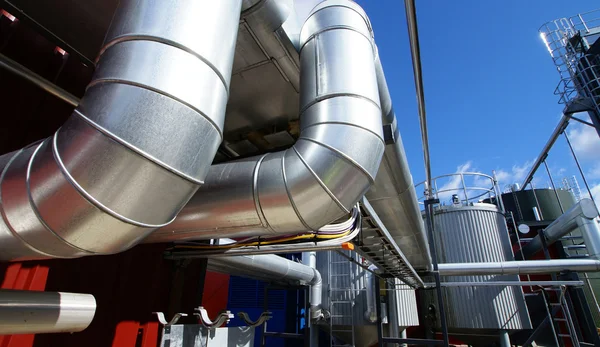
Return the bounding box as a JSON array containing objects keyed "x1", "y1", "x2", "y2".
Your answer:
[
  {"x1": 316, "y1": 251, "x2": 419, "y2": 347},
  {"x1": 425, "y1": 203, "x2": 532, "y2": 331}
]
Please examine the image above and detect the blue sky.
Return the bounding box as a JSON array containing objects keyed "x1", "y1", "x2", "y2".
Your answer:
[
  {"x1": 294, "y1": 1, "x2": 600, "y2": 205},
  {"x1": 356, "y1": 0, "x2": 600, "y2": 205}
]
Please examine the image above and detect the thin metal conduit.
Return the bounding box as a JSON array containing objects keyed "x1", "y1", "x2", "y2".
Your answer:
[
  {"x1": 0, "y1": 53, "x2": 80, "y2": 107},
  {"x1": 437, "y1": 259, "x2": 600, "y2": 276},
  {"x1": 404, "y1": 0, "x2": 432, "y2": 196}
]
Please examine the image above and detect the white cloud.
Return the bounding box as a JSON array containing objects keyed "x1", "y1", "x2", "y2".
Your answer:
[
  {"x1": 494, "y1": 160, "x2": 535, "y2": 190},
  {"x1": 588, "y1": 163, "x2": 600, "y2": 180},
  {"x1": 435, "y1": 161, "x2": 473, "y2": 202},
  {"x1": 587, "y1": 183, "x2": 600, "y2": 211},
  {"x1": 567, "y1": 123, "x2": 600, "y2": 161}
]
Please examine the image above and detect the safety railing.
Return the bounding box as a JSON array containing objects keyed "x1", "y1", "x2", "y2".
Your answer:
[{"x1": 415, "y1": 172, "x2": 502, "y2": 209}]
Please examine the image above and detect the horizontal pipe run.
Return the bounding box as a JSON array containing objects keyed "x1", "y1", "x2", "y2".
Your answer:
[
  {"x1": 425, "y1": 281, "x2": 585, "y2": 287},
  {"x1": 207, "y1": 240, "x2": 323, "y2": 320},
  {"x1": 0, "y1": 53, "x2": 80, "y2": 107},
  {"x1": 0, "y1": 290, "x2": 96, "y2": 335},
  {"x1": 437, "y1": 259, "x2": 600, "y2": 276}
]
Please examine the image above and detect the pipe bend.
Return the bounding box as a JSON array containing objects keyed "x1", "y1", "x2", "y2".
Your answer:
[
  {"x1": 148, "y1": 0, "x2": 384, "y2": 241},
  {"x1": 0, "y1": 0, "x2": 241, "y2": 260}
]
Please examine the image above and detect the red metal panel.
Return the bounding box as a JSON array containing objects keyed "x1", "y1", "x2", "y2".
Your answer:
[
  {"x1": 201, "y1": 271, "x2": 230, "y2": 317},
  {"x1": 140, "y1": 322, "x2": 159, "y2": 347},
  {"x1": 112, "y1": 322, "x2": 140, "y2": 347}
]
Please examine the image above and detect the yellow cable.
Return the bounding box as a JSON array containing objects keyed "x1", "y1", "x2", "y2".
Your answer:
[{"x1": 170, "y1": 228, "x2": 353, "y2": 250}]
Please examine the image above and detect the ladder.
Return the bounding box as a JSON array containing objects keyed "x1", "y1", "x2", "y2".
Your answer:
[
  {"x1": 548, "y1": 286, "x2": 581, "y2": 347},
  {"x1": 328, "y1": 250, "x2": 356, "y2": 347}
]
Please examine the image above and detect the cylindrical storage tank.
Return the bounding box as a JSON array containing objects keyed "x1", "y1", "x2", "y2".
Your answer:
[
  {"x1": 425, "y1": 203, "x2": 532, "y2": 332},
  {"x1": 501, "y1": 188, "x2": 576, "y2": 223}
]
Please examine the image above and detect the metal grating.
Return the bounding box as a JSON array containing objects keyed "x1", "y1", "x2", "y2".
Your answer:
[{"x1": 354, "y1": 198, "x2": 424, "y2": 288}]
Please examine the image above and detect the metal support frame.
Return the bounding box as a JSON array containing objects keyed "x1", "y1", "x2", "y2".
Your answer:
[
  {"x1": 424, "y1": 198, "x2": 450, "y2": 346},
  {"x1": 375, "y1": 199, "x2": 448, "y2": 346},
  {"x1": 543, "y1": 160, "x2": 565, "y2": 213},
  {"x1": 261, "y1": 284, "x2": 310, "y2": 347},
  {"x1": 564, "y1": 131, "x2": 600, "y2": 214}
]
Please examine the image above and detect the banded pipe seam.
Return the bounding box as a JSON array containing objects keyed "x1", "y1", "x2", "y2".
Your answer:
[
  {"x1": 0, "y1": 0, "x2": 241, "y2": 260},
  {"x1": 148, "y1": 0, "x2": 386, "y2": 242}
]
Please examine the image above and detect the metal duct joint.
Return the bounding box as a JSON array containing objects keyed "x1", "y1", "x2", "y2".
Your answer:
[
  {"x1": 0, "y1": 290, "x2": 96, "y2": 335},
  {"x1": 522, "y1": 198, "x2": 600, "y2": 257},
  {"x1": 148, "y1": 0, "x2": 385, "y2": 242},
  {"x1": 0, "y1": 0, "x2": 241, "y2": 261}
]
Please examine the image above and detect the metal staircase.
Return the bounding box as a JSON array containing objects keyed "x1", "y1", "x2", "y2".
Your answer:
[
  {"x1": 328, "y1": 250, "x2": 356, "y2": 347},
  {"x1": 540, "y1": 9, "x2": 600, "y2": 132}
]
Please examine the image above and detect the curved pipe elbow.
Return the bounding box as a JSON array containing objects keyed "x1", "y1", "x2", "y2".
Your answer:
[
  {"x1": 309, "y1": 268, "x2": 323, "y2": 320},
  {"x1": 0, "y1": 0, "x2": 241, "y2": 260},
  {"x1": 148, "y1": 0, "x2": 385, "y2": 243}
]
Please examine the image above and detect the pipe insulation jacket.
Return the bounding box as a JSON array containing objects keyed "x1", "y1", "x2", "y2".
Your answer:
[
  {"x1": 208, "y1": 245, "x2": 323, "y2": 319},
  {"x1": 437, "y1": 259, "x2": 600, "y2": 276},
  {"x1": 0, "y1": 0, "x2": 241, "y2": 260},
  {"x1": 0, "y1": 290, "x2": 96, "y2": 335},
  {"x1": 522, "y1": 198, "x2": 600, "y2": 258},
  {"x1": 148, "y1": 0, "x2": 386, "y2": 243}
]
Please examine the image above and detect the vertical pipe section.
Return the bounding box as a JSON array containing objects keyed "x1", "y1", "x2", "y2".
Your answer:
[
  {"x1": 0, "y1": 290, "x2": 96, "y2": 334},
  {"x1": 303, "y1": 251, "x2": 319, "y2": 346},
  {"x1": 0, "y1": 0, "x2": 241, "y2": 261},
  {"x1": 499, "y1": 330, "x2": 511, "y2": 347},
  {"x1": 148, "y1": 0, "x2": 385, "y2": 242}
]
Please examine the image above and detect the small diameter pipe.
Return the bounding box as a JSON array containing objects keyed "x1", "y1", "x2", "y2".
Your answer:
[
  {"x1": 0, "y1": 290, "x2": 96, "y2": 335},
  {"x1": 438, "y1": 259, "x2": 600, "y2": 276}
]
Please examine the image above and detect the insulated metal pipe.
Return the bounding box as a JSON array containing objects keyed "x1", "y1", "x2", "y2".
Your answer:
[
  {"x1": 437, "y1": 259, "x2": 600, "y2": 276},
  {"x1": 0, "y1": 0, "x2": 240, "y2": 261},
  {"x1": 208, "y1": 251, "x2": 323, "y2": 320},
  {"x1": 366, "y1": 49, "x2": 432, "y2": 270},
  {"x1": 148, "y1": 0, "x2": 385, "y2": 242},
  {"x1": 0, "y1": 290, "x2": 96, "y2": 335},
  {"x1": 499, "y1": 330, "x2": 511, "y2": 347},
  {"x1": 522, "y1": 199, "x2": 598, "y2": 256}
]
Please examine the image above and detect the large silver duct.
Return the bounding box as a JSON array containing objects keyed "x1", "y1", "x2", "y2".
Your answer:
[
  {"x1": 522, "y1": 198, "x2": 600, "y2": 257},
  {"x1": 438, "y1": 259, "x2": 600, "y2": 276},
  {"x1": 208, "y1": 246, "x2": 322, "y2": 319},
  {"x1": 0, "y1": 0, "x2": 240, "y2": 261},
  {"x1": 364, "y1": 50, "x2": 432, "y2": 270},
  {"x1": 148, "y1": 0, "x2": 385, "y2": 242},
  {"x1": 0, "y1": 290, "x2": 96, "y2": 335}
]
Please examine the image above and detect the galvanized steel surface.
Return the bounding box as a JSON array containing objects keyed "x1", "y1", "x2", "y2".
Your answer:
[
  {"x1": 0, "y1": 0, "x2": 239, "y2": 260},
  {"x1": 430, "y1": 204, "x2": 531, "y2": 330},
  {"x1": 393, "y1": 279, "x2": 419, "y2": 327},
  {"x1": 148, "y1": 0, "x2": 385, "y2": 242},
  {"x1": 0, "y1": 290, "x2": 96, "y2": 334}
]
